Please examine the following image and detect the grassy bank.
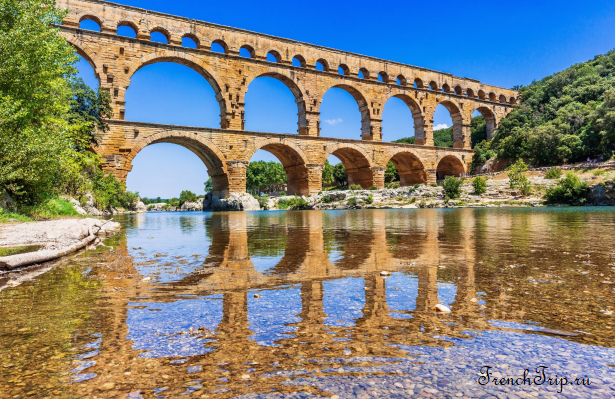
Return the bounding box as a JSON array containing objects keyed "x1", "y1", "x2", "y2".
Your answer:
[{"x1": 1, "y1": 197, "x2": 81, "y2": 224}]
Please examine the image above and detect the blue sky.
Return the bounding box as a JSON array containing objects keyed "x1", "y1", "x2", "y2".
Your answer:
[{"x1": 74, "y1": 0, "x2": 615, "y2": 198}]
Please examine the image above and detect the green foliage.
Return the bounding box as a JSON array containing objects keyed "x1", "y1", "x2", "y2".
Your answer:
[
  {"x1": 442, "y1": 176, "x2": 463, "y2": 199},
  {"x1": 430, "y1": 183, "x2": 438, "y2": 187},
  {"x1": 322, "y1": 160, "x2": 334, "y2": 186},
  {"x1": 179, "y1": 190, "x2": 198, "y2": 206},
  {"x1": 255, "y1": 195, "x2": 269, "y2": 210},
  {"x1": 491, "y1": 50, "x2": 615, "y2": 165},
  {"x1": 0, "y1": 208, "x2": 32, "y2": 223},
  {"x1": 413, "y1": 184, "x2": 421, "y2": 188},
  {"x1": 471, "y1": 139, "x2": 497, "y2": 172},
  {"x1": 593, "y1": 169, "x2": 606, "y2": 176},
  {"x1": 545, "y1": 172, "x2": 590, "y2": 204},
  {"x1": 347, "y1": 197, "x2": 358, "y2": 206},
  {"x1": 545, "y1": 167, "x2": 563, "y2": 179},
  {"x1": 349, "y1": 184, "x2": 362, "y2": 191},
  {"x1": 20, "y1": 196, "x2": 80, "y2": 219},
  {"x1": 277, "y1": 198, "x2": 288, "y2": 209},
  {"x1": 366, "y1": 194, "x2": 373, "y2": 204},
  {"x1": 472, "y1": 176, "x2": 488, "y2": 195},
  {"x1": 333, "y1": 163, "x2": 348, "y2": 186},
  {"x1": 204, "y1": 178, "x2": 213, "y2": 192},
  {"x1": 279, "y1": 191, "x2": 286, "y2": 196},
  {"x1": 320, "y1": 195, "x2": 332, "y2": 203},
  {"x1": 246, "y1": 161, "x2": 287, "y2": 194},
  {"x1": 287, "y1": 196, "x2": 307, "y2": 209},
  {"x1": 385, "y1": 161, "x2": 399, "y2": 183},
  {"x1": 508, "y1": 159, "x2": 529, "y2": 188},
  {"x1": 369, "y1": 186, "x2": 377, "y2": 190}
]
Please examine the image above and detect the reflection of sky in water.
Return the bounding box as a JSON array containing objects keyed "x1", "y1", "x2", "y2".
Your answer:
[
  {"x1": 251, "y1": 256, "x2": 283, "y2": 273},
  {"x1": 126, "y1": 212, "x2": 212, "y2": 283},
  {"x1": 327, "y1": 249, "x2": 343, "y2": 264},
  {"x1": 248, "y1": 287, "x2": 301, "y2": 346},
  {"x1": 438, "y1": 282, "x2": 457, "y2": 308},
  {"x1": 323, "y1": 278, "x2": 365, "y2": 327},
  {"x1": 386, "y1": 273, "x2": 418, "y2": 318},
  {"x1": 126, "y1": 295, "x2": 222, "y2": 358}
]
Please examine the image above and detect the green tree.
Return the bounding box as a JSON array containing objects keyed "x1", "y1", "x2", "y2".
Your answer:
[
  {"x1": 508, "y1": 159, "x2": 528, "y2": 189},
  {"x1": 442, "y1": 176, "x2": 463, "y2": 199},
  {"x1": 333, "y1": 163, "x2": 348, "y2": 186},
  {"x1": 204, "y1": 177, "x2": 213, "y2": 192},
  {"x1": 322, "y1": 160, "x2": 334, "y2": 186},
  {"x1": 246, "y1": 161, "x2": 287, "y2": 193},
  {"x1": 179, "y1": 190, "x2": 198, "y2": 206},
  {"x1": 472, "y1": 176, "x2": 487, "y2": 195},
  {"x1": 385, "y1": 161, "x2": 399, "y2": 183}
]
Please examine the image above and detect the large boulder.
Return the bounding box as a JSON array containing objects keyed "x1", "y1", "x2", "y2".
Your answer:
[
  {"x1": 132, "y1": 199, "x2": 147, "y2": 213},
  {"x1": 67, "y1": 197, "x2": 88, "y2": 215},
  {"x1": 0, "y1": 190, "x2": 16, "y2": 212},
  {"x1": 203, "y1": 192, "x2": 260, "y2": 211},
  {"x1": 589, "y1": 180, "x2": 615, "y2": 205},
  {"x1": 180, "y1": 198, "x2": 204, "y2": 211}
]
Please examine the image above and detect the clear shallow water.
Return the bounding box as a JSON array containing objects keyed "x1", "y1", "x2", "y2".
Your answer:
[{"x1": 1, "y1": 208, "x2": 615, "y2": 398}]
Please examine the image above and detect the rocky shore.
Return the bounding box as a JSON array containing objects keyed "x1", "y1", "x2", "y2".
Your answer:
[
  {"x1": 0, "y1": 218, "x2": 121, "y2": 272},
  {"x1": 68, "y1": 193, "x2": 147, "y2": 216}
]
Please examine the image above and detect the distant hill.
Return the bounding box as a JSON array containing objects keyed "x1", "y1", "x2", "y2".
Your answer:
[
  {"x1": 481, "y1": 49, "x2": 615, "y2": 167},
  {"x1": 392, "y1": 115, "x2": 487, "y2": 148}
]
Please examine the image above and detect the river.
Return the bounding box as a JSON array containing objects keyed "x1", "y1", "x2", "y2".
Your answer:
[{"x1": 1, "y1": 208, "x2": 614, "y2": 398}]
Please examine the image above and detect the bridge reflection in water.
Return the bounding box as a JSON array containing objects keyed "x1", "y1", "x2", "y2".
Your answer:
[{"x1": 61, "y1": 209, "x2": 615, "y2": 397}]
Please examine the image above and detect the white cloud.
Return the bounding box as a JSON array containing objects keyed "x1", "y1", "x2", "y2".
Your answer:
[
  {"x1": 434, "y1": 123, "x2": 448, "y2": 130},
  {"x1": 324, "y1": 117, "x2": 343, "y2": 125}
]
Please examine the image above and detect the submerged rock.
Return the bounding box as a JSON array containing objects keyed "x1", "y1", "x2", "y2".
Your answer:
[{"x1": 434, "y1": 304, "x2": 451, "y2": 313}]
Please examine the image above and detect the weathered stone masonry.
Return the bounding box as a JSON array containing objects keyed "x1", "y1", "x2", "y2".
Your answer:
[{"x1": 57, "y1": 0, "x2": 518, "y2": 196}]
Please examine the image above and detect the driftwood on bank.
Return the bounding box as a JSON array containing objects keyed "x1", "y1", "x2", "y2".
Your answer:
[{"x1": 0, "y1": 218, "x2": 121, "y2": 271}]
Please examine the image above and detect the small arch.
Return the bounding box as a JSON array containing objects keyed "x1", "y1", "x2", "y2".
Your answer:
[
  {"x1": 211, "y1": 39, "x2": 227, "y2": 54},
  {"x1": 437, "y1": 100, "x2": 464, "y2": 148},
  {"x1": 378, "y1": 71, "x2": 389, "y2": 83},
  {"x1": 429, "y1": 81, "x2": 438, "y2": 91},
  {"x1": 509, "y1": 96, "x2": 517, "y2": 105},
  {"x1": 454, "y1": 86, "x2": 463, "y2": 95},
  {"x1": 414, "y1": 78, "x2": 423, "y2": 89},
  {"x1": 478, "y1": 90, "x2": 486, "y2": 100},
  {"x1": 386, "y1": 151, "x2": 427, "y2": 186},
  {"x1": 436, "y1": 155, "x2": 465, "y2": 180},
  {"x1": 442, "y1": 83, "x2": 451, "y2": 93},
  {"x1": 239, "y1": 45, "x2": 255, "y2": 58},
  {"x1": 315, "y1": 59, "x2": 329, "y2": 71},
  {"x1": 396, "y1": 75, "x2": 407, "y2": 86},
  {"x1": 498, "y1": 94, "x2": 507, "y2": 104},
  {"x1": 292, "y1": 55, "x2": 306, "y2": 67},
  {"x1": 79, "y1": 15, "x2": 101, "y2": 31},
  {"x1": 181, "y1": 34, "x2": 199, "y2": 49},
  {"x1": 117, "y1": 21, "x2": 138, "y2": 37},
  {"x1": 149, "y1": 28, "x2": 169, "y2": 44},
  {"x1": 466, "y1": 88, "x2": 475, "y2": 98},
  {"x1": 267, "y1": 50, "x2": 281, "y2": 63},
  {"x1": 473, "y1": 106, "x2": 497, "y2": 140},
  {"x1": 489, "y1": 92, "x2": 497, "y2": 102},
  {"x1": 248, "y1": 140, "x2": 310, "y2": 196},
  {"x1": 358, "y1": 67, "x2": 370, "y2": 79},
  {"x1": 327, "y1": 146, "x2": 374, "y2": 189},
  {"x1": 338, "y1": 64, "x2": 350, "y2": 76}
]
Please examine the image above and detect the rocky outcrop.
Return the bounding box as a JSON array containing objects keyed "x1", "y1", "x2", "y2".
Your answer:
[
  {"x1": 203, "y1": 192, "x2": 260, "y2": 211},
  {"x1": 589, "y1": 180, "x2": 615, "y2": 205},
  {"x1": 0, "y1": 218, "x2": 121, "y2": 270},
  {"x1": 0, "y1": 191, "x2": 16, "y2": 212},
  {"x1": 67, "y1": 194, "x2": 148, "y2": 216},
  {"x1": 180, "y1": 198, "x2": 204, "y2": 211}
]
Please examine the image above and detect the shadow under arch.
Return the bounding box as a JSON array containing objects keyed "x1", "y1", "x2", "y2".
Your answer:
[
  {"x1": 437, "y1": 100, "x2": 464, "y2": 148},
  {"x1": 244, "y1": 72, "x2": 309, "y2": 134},
  {"x1": 321, "y1": 84, "x2": 371, "y2": 139},
  {"x1": 132, "y1": 55, "x2": 228, "y2": 128},
  {"x1": 247, "y1": 138, "x2": 310, "y2": 195},
  {"x1": 386, "y1": 150, "x2": 427, "y2": 186},
  {"x1": 436, "y1": 155, "x2": 465, "y2": 180},
  {"x1": 472, "y1": 106, "x2": 497, "y2": 140},
  {"x1": 127, "y1": 132, "x2": 229, "y2": 196},
  {"x1": 326, "y1": 144, "x2": 374, "y2": 188}
]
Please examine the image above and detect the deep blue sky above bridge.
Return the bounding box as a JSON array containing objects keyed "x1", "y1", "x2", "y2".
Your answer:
[{"x1": 74, "y1": 0, "x2": 615, "y2": 198}]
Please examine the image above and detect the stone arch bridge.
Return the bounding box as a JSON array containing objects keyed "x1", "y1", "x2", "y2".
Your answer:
[{"x1": 57, "y1": 0, "x2": 518, "y2": 196}]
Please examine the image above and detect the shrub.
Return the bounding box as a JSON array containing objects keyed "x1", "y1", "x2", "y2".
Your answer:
[
  {"x1": 442, "y1": 176, "x2": 463, "y2": 199},
  {"x1": 19, "y1": 197, "x2": 80, "y2": 219},
  {"x1": 593, "y1": 169, "x2": 606, "y2": 176},
  {"x1": 277, "y1": 198, "x2": 289, "y2": 209},
  {"x1": 369, "y1": 186, "x2": 378, "y2": 190},
  {"x1": 256, "y1": 195, "x2": 269, "y2": 210},
  {"x1": 279, "y1": 191, "x2": 286, "y2": 196},
  {"x1": 413, "y1": 184, "x2": 421, "y2": 188},
  {"x1": 430, "y1": 183, "x2": 438, "y2": 187},
  {"x1": 321, "y1": 195, "x2": 332, "y2": 204},
  {"x1": 287, "y1": 196, "x2": 308, "y2": 209},
  {"x1": 347, "y1": 197, "x2": 358, "y2": 206},
  {"x1": 366, "y1": 194, "x2": 373, "y2": 204},
  {"x1": 508, "y1": 159, "x2": 528, "y2": 189},
  {"x1": 544, "y1": 168, "x2": 563, "y2": 179},
  {"x1": 391, "y1": 183, "x2": 400, "y2": 189},
  {"x1": 545, "y1": 172, "x2": 590, "y2": 204},
  {"x1": 472, "y1": 176, "x2": 487, "y2": 195},
  {"x1": 349, "y1": 184, "x2": 362, "y2": 191}
]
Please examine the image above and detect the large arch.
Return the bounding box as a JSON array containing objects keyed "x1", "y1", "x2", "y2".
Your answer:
[
  {"x1": 244, "y1": 72, "x2": 309, "y2": 134},
  {"x1": 323, "y1": 144, "x2": 374, "y2": 189},
  {"x1": 384, "y1": 94, "x2": 425, "y2": 143},
  {"x1": 131, "y1": 54, "x2": 228, "y2": 127},
  {"x1": 436, "y1": 100, "x2": 464, "y2": 148},
  {"x1": 472, "y1": 106, "x2": 497, "y2": 140},
  {"x1": 436, "y1": 155, "x2": 465, "y2": 180},
  {"x1": 126, "y1": 132, "x2": 229, "y2": 196},
  {"x1": 385, "y1": 150, "x2": 427, "y2": 186},
  {"x1": 319, "y1": 84, "x2": 371, "y2": 140},
  {"x1": 246, "y1": 138, "x2": 310, "y2": 196},
  {"x1": 64, "y1": 36, "x2": 102, "y2": 86}
]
